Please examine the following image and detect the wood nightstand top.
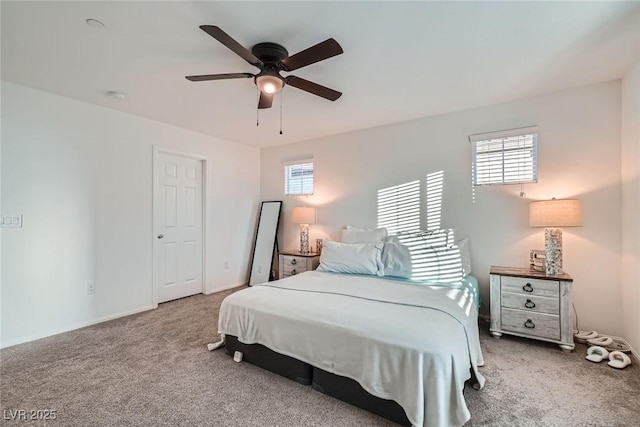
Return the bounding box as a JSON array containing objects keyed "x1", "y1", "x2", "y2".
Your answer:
[
  {"x1": 279, "y1": 250, "x2": 320, "y2": 257},
  {"x1": 490, "y1": 265, "x2": 573, "y2": 282}
]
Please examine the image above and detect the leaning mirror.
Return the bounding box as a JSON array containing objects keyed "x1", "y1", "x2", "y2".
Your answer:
[{"x1": 248, "y1": 201, "x2": 282, "y2": 286}]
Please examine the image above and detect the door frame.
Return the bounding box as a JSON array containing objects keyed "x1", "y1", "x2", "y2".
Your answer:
[{"x1": 152, "y1": 146, "x2": 208, "y2": 306}]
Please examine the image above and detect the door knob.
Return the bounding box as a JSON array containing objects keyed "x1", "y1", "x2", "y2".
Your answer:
[{"x1": 158, "y1": 234, "x2": 164, "y2": 239}]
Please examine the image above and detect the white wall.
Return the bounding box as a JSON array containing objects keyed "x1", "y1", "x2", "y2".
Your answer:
[
  {"x1": 1, "y1": 82, "x2": 261, "y2": 348},
  {"x1": 621, "y1": 57, "x2": 640, "y2": 353},
  {"x1": 261, "y1": 81, "x2": 624, "y2": 338}
]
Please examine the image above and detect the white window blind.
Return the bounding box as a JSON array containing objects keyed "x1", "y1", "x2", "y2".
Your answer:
[
  {"x1": 284, "y1": 160, "x2": 314, "y2": 196},
  {"x1": 470, "y1": 126, "x2": 538, "y2": 186}
]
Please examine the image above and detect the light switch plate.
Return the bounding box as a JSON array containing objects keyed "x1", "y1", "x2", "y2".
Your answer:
[{"x1": 1, "y1": 215, "x2": 23, "y2": 228}]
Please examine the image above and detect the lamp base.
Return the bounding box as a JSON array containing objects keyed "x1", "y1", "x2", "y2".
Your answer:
[
  {"x1": 545, "y1": 227, "x2": 563, "y2": 275},
  {"x1": 299, "y1": 223, "x2": 310, "y2": 254}
]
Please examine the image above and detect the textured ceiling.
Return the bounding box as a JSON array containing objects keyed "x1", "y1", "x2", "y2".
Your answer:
[{"x1": 2, "y1": 1, "x2": 639, "y2": 148}]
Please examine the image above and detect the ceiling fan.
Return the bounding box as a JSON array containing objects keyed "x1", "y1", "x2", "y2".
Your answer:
[{"x1": 186, "y1": 26, "x2": 343, "y2": 109}]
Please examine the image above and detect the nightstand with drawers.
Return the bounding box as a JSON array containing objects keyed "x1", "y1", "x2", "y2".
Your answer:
[
  {"x1": 278, "y1": 251, "x2": 320, "y2": 279},
  {"x1": 489, "y1": 266, "x2": 574, "y2": 352}
]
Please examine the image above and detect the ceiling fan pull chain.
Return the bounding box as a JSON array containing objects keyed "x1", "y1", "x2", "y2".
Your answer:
[
  {"x1": 256, "y1": 90, "x2": 260, "y2": 127},
  {"x1": 279, "y1": 94, "x2": 282, "y2": 134}
]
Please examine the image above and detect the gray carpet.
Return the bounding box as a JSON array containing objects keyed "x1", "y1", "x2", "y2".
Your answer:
[{"x1": 1, "y1": 287, "x2": 639, "y2": 427}]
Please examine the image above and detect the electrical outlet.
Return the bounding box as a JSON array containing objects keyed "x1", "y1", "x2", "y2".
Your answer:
[
  {"x1": 88, "y1": 282, "x2": 96, "y2": 295},
  {"x1": 224, "y1": 261, "x2": 229, "y2": 270}
]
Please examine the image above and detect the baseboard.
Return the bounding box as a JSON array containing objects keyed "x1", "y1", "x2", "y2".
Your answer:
[
  {"x1": 3, "y1": 284, "x2": 248, "y2": 348},
  {"x1": 0, "y1": 304, "x2": 157, "y2": 349},
  {"x1": 205, "y1": 281, "x2": 247, "y2": 295}
]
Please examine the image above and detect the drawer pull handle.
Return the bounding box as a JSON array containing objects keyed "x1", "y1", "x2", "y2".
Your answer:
[
  {"x1": 524, "y1": 299, "x2": 536, "y2": 309},
  {"x1": 522, "y1": 283, "x2": 534, "y2": 293},
  {"x1": 291, "y1": 269, "x2": 297, "y2": 275},
  {"x1": 524, "y1": 319, "x2": 535, "y2": 329},
  {"x1": 291, "y1": 258, "x2": 297, "y2": 265}
]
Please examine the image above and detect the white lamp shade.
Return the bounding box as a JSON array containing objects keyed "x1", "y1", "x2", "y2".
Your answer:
[
  {"x1": 292, "y1": 206, "x2": 316, "y2": 225},
  {"x1": 529, "y1": 199, "x2": 582, "y2": 227},
  {"x1": 255, "y1": 75, "x2": 283, "y2": 94}
]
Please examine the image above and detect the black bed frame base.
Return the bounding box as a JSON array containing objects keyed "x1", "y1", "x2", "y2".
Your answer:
[
  {"x1": 225, "y1": 335, "x2": 312, "y2": 385},
  {"x1": 226, "y1": 335, "x2": 411, "y2": 426}
]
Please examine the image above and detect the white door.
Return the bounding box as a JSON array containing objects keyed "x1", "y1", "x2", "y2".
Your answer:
[{"x1": 153, "y1": 152, "x2": 203, "y2": 303}]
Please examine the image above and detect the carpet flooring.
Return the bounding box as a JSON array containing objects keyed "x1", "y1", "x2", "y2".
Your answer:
[{"x1": 2, "y1": 287, "x2": 639, "y2": 426}]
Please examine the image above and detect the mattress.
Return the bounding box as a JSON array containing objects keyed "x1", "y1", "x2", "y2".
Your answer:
[{"x1": 218, "y1": 271, "x2": 485, "y2": 427}]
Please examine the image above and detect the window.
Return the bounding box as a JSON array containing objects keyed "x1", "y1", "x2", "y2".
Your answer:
[
  {"x1": 284, "y1": 160, "x2": 313, "y2": 196},
  {"x1": 470, "y1": 126, "x2": 538, "y2": 186}
]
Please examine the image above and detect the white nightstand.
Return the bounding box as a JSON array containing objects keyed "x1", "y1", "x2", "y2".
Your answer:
[
  {"x1": 278, "y1": 251, "x2": 320, "y2": 279},
  {"x1": 489, "y1": 266, "x2": 575, "y2": 352}
]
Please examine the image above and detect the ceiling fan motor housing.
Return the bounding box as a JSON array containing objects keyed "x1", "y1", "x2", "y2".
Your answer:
[
  {"x1": 251, "y1": 42, "x2": 289, "y2": 66},
  {"x1": 252, "y1": 43, "x2": 288, "y2": 93}
]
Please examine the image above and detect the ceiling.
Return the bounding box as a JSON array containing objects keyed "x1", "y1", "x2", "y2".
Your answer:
[{"x1": 2, "y1": 1, "x2": 639, "y2": 148}]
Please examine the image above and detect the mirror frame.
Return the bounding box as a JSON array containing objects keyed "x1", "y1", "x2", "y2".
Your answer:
[{"x1": 248, "y1": 201, "x2": 282, "y2": 286}]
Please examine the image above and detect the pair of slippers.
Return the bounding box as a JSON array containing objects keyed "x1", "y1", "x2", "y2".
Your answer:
[
  {"x1": 574, "y1": 330, "x2": 631, "y2": 352},
  {"x1": 586, "y1": 346, "x2": 632, "y2": 369}
]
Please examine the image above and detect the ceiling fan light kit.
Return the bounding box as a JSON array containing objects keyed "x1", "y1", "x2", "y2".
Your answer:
[
  {"x1": 255, "y1": 74, "x2": 283, "y2": 94},
  {"x1": 186, "y1": 25, "x2": 343, "y2": 111}
]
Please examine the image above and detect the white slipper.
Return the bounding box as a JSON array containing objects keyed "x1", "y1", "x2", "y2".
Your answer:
[
  {"x1": 608, "y1": 351, "x2": 632, "y2": 369},
  {"x1": 574, "y1": 330, "x2": 598, "y2": 344},
  {"x1": 586, "y1": 346, "x2": 609, "y2": 363},
  {"x1": 603, "y1": 339, "x2": 632, "y2": 353},
  {"x1": 587, "y1": 336, "x2": 613, "y2": 346}
]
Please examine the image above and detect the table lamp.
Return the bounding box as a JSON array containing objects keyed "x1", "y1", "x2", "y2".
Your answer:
[
  {"x1": 292, "y1": 206, "x2": 316, "y2": 254},
  {"x1": 529, "y1": 198, "x2": 582, "y2": 275}
]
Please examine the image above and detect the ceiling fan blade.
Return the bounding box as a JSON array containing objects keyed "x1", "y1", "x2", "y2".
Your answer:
[
  {"x1": 185, "y1": 73, "x2": 254, "y2": 82},
  {"x1": 258, "y1": 92, "x2": 274, "y2": 109},
  {"x1": 200, "y1": 25, "x2": 263, "y2": 67},
  {"x1": 281, "y1": 38, "x2": 343, "y2": 71},
  {"x1": 285, "y1": 76, "x2": 342, "y2": 101}
]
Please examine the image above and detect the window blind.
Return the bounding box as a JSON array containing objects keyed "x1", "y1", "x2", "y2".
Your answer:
[
  {"x1": 284, "y1": 161, "x2": 314, "y2": 196},
  {"x1": 470, "y1": 126, "x2": 538, "y2": 186}
]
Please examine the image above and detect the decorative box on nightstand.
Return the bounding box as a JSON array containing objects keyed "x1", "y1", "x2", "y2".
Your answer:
[
  {"x1": 489, "y1": 266, "x2": 575, "y2": 352},
  {"x1": 278, "y1": 251, "x2": 320, "y2": 279}
]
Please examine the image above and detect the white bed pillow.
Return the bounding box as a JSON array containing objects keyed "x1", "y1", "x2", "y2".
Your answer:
[
  {"x1": 342, "y1": 226, "x2": 388, "y2": 244},
  {"x1": 385, "y1": 234, "x2": 400, "y2": 244},
  {"x1": 397, "y1": 228, "x2": 455, "y2": 248},
  {"x1": 317, "y1": 240, "x2": 384, "y2": 276},
  {"x1": 457, "y1": 237, "x2": 471, "y2": 277},
  {"x1": 381, "y1": 242, "x2": 412, "y2": 278},
  {"x1": 409, "y1": 244, "x2": 464, "y2": 284}
]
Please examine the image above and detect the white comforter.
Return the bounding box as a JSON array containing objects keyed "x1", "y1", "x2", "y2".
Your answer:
[{"x1": 218, "y1": 271, "x2": 485, "y2": 427}]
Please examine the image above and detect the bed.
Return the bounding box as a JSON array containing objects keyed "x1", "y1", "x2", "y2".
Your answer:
[{"x1": 218, "y1": 270, "x2": 485, "y2": 427}]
